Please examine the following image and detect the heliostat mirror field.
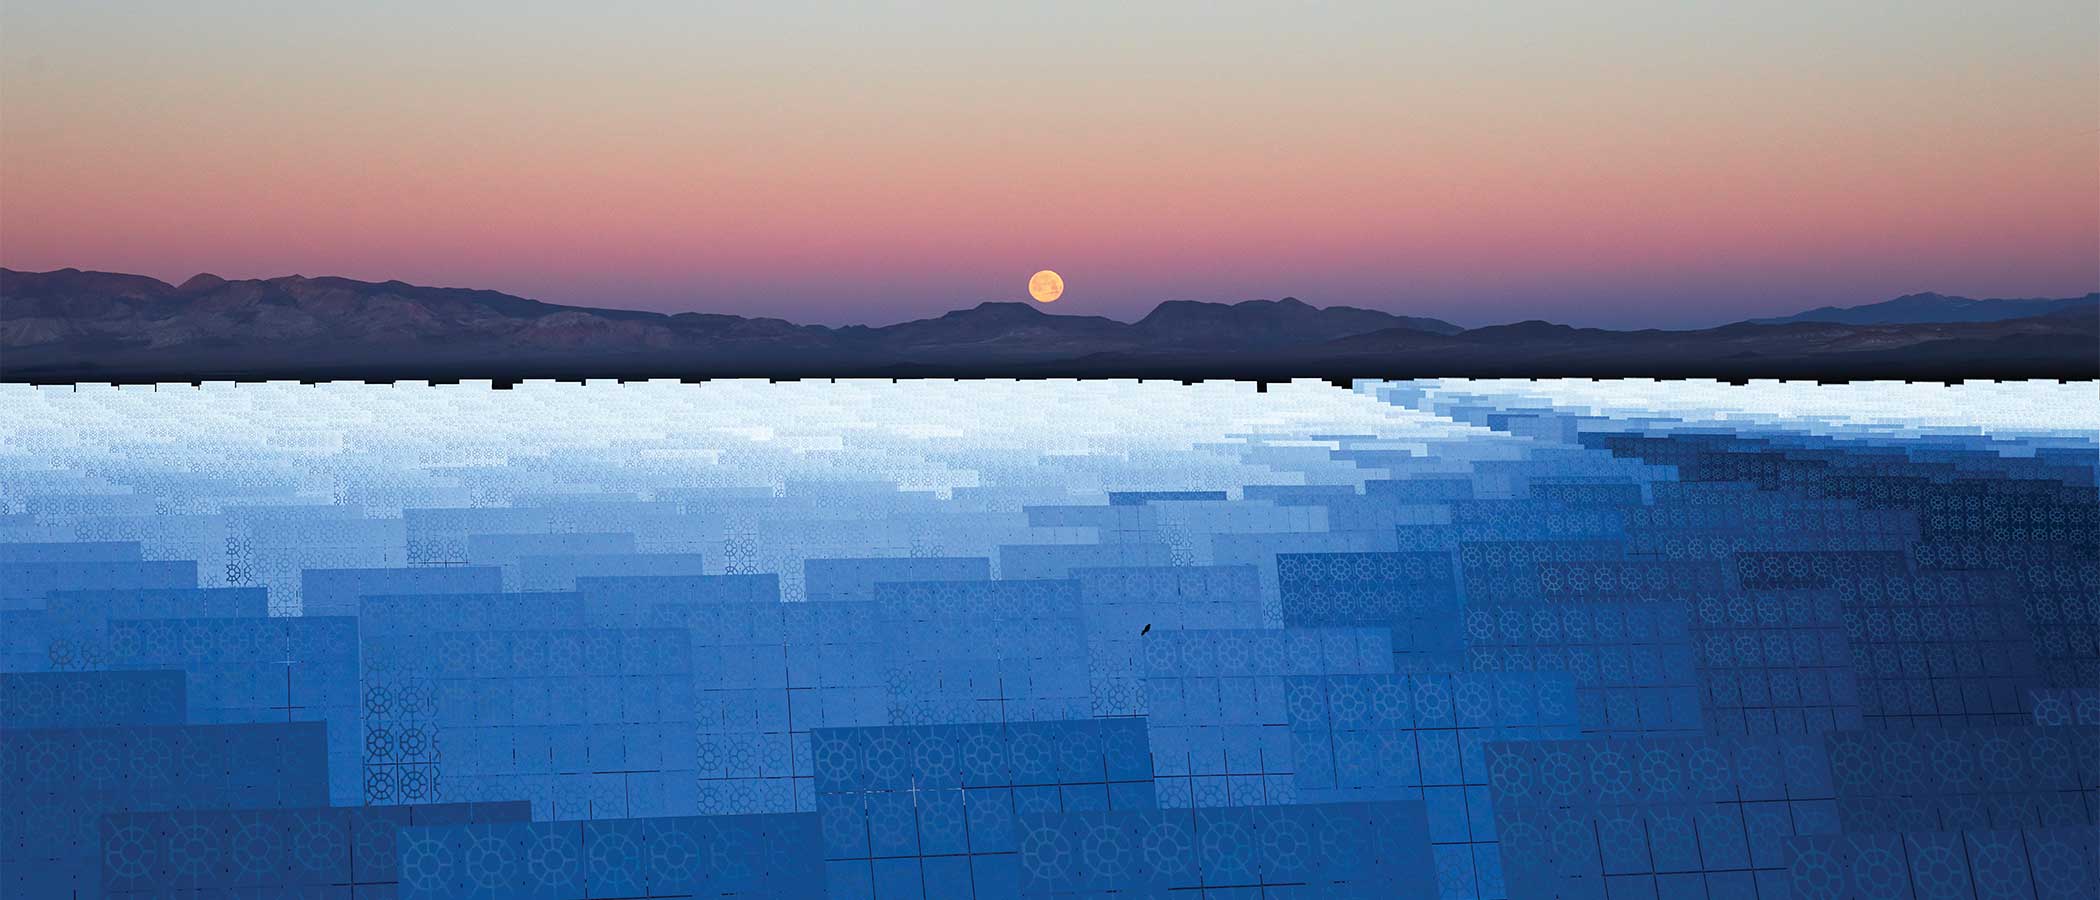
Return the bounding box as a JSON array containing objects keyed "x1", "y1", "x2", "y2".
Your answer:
[{"x1": 2, "y1": 379, "x2": 2095, "y2": 899}]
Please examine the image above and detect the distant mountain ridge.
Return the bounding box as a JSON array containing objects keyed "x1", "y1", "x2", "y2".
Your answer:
[
  {"x1": 1748, "y1": 291, "x2": 2099, "y2": 326},
  {"x1": 3, "y1": 267, "x2": 2093, "y2": 381},
  {"x1": 0, "y1": 268, "x2": 1460, "y2": 354},
  {"x1": 0, "y1": 267, "x2": 1470, "y2": 373}
]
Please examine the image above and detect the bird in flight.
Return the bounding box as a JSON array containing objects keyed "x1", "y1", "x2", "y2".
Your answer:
[{"x1": 1140, "y1": 624, "x2": 1151, "y2": 635}]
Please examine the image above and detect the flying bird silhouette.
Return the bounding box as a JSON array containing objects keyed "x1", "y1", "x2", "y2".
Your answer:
[{"x1": 1140, "y1": 624, "x2": 1151, "y2": 635}]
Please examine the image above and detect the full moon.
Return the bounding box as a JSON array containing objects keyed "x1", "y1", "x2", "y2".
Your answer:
[{"x1": 1028, "y1": 270, "x2": 1064, "y2": 303}]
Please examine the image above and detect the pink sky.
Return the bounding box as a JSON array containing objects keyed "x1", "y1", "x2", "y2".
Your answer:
[{"x1": 4, "y1": 3, "x2": 2094, "y2": 326}]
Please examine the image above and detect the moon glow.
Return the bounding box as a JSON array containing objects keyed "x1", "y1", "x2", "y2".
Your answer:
[{"x1": 1028, "y1": 270, "x2": 1064, "y2": 303}]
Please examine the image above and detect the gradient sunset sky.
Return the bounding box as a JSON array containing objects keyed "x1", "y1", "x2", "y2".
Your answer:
[{"x1": 4, "y1": 2, "x2": 2095, "y2": 327}]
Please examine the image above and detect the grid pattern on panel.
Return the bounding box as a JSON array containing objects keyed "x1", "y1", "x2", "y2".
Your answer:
[
  {"x1": 1285, "y1": 671, "x2": 1579, "y2": 900},
  {"x1": 1458, "y1": 540, "x2": 1627, "y2": 606},
  {"x1": 1828, "y1": 569, "x2": 2049, "y2": 729},
  {"x1": 0, "y1": 670, "x2": 187, "y2": 728},
  {"x1": 106, "y1": 616, "x2": 363, "y2": 805},
  {"x1": 393, "y1": 813, "x2": 823, "y2": 899},
  {"x1": 1278, "y1": 551, "x2": 1465, "y2": 672},
  {"x1": 359, "y1": 593, "x2": 697, "y2": 820},
  {"x1": 101, "y1": 801, "x2": 532, "y2": 899},
  {"x1": 874, "y1": 579, "x2": 1091, "y2": 727},
  {"x1": 1785, "y1": 827, "x2": 2099, "y2": 900},
  {"x1": 811, "y1": 719, "x2": 1155, "y2": 899},
  {"x1": 1463, "y1": 601, "x2": 1705, "y2": 737},
  {"x1": 679, "y1": 601, "x2": 801, "y2": 816},
  {"x1": 1, "y1": 723, "x2": 330, "y2": 900},
  {"x1": 1072, "y1": 564, "x2": 1265, "y2": 719},
  {"x1": 32, "y1": 588, "x2": 270, "y2": 672},
  {"x1": 1142, "y1": 627, "x2": 1393, "y2": 809},
  {"x1": 1012, "y1": 801, "x2": 1438, "y2": 898},
  {"x1": 1687, "y1": 589, "x2": 1864, "y2": 737},
  {"x1": 1825, "y1": 727, "x2": 2098, "y2": 833},
  {"x1": 1488, "y1": 735, "x2": 1840, "y2": 900}
]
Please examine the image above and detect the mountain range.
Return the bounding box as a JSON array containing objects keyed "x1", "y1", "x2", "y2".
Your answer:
[
  {"x1": 3, "y1": 268, "x2": 2094, "y2": 381},
  {"x1": 1749, "y1": 291, "x2": 2100, "y2": 326}
]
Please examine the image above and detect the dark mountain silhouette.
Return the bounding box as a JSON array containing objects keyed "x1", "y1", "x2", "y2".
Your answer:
[
  {"x1": 3, "y1": 267, "x2": 2093, "y2": 381},
  {"x1": 1748, "y1": 291, "x2": 2099, "y2": 326},
  {"x1": 0, "y1": 268, "x2": 828, "y2": 354},
  {"x1": 1133, "y1": 298, "x2": 1462, "y2": 344},
  {"x1": 866, "y1": 302, "x2": 1136, "y2": 361}
]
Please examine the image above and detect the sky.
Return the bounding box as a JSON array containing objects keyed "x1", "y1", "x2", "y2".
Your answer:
[{"x1": 3, "y1": 1, "x2": 2095, "y2": 328}]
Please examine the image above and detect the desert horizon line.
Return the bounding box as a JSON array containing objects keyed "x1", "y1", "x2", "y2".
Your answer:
[{"x1": 8, "y1": 264, "x2": 2095, "y2": 333}]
